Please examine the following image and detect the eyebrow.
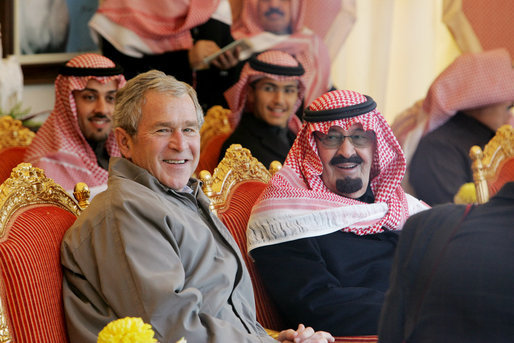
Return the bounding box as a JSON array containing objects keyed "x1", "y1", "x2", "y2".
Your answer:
[
  {"x1": 151, "y1": 120, "x2": 199, "y2": 129},
  {"x1": 80, "y1": 88, "x2": 117, "y2": 94}
]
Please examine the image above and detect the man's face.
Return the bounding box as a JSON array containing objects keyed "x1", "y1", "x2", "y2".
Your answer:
[
  {"x1": 315, "y1": 124, "x2": 376, "y2": 199},
  {"x1": 73, "y1": 79, "x2": 118, "y2": 142},
  {"x1": 247, "y1": 78, "x2": 299, "y2": 128},
  {"x1": 115, "y1": 90, "x2": 201, "y2": 191},
  {"x1": 257, "y1": 0, "x2": 292, "y2": 34}
]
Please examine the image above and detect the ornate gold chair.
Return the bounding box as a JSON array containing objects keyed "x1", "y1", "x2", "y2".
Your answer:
[
  {"x1": 0, "y1": 116, "x2": 36, "y2": 184},
  {"x1": 470, "y1": 124, "x2": 514, "y2": 204},
  {"x1": 199, "y1": 145, "x2": 379, "y2": 343},
  {"x1": 199, "y1": 144, "x2": 285, "y2": 332},
  {"x1": 196, "y1": 105, "x2": 233, "y2": 175},
  {"x1": 0, "y1": 163, "x2": 90, "y2": 342}
]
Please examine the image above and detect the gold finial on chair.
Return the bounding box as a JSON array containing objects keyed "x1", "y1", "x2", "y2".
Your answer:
[
  {"x1": 73, "y1": 182, "x2": 90, "y2": 209},
  {"x1": 470, "y1": 145, "x2": 488, "y2": 204},
  {"x1": 269, "y1": 161, "x2": 282, "y2": 176}
]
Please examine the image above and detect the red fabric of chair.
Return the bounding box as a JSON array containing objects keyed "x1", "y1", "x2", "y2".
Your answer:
[
  {"x1": 489, "y1": 159, "x2": 514, "y2": 197},
  {"x1": 217, "y1": 180, "x2": 287, "y2": 331},
  {"x1": 0, "y1": 205, "x2": 77, "y2": 342},
  {"x1": 196, "y1": 133, "x2": 231, "y2": 175},
  {"x1": 0, "y1": 146, "x2": 27, "y2": 184}
]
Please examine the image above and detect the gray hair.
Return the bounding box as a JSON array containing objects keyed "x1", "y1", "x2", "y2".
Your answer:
[{"x1": 113, "y1": 70, "x2": 204, "y2": 135}]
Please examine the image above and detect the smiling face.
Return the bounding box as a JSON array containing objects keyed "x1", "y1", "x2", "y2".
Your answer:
[
  {"x1": 256, "y1": 0, "x2": 292, "y2": 34},
  {"x1": 315, "y1": 124, "x2": 376, "y2": 199},
  {"x1": 247, "y1": 77, "x2": 299, "y2": 128},
  {"x1": 73, "y1": 79, "x2": 118, "y2": 142},
  {"x1": 115, "y1": 90, "x2": 200, "y2": 191}
]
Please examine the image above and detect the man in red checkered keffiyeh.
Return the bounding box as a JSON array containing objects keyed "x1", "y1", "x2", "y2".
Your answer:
[
  {"x1": 220, "y1": 50, "x2": 305, "y2": 167},
  {"x1": 231, "y1": 0, "x2": 332, "y2": 106},
  {"x1": 247, "y1": 89, "x2": 428, "y2": 336},
  {"x1": 24, "y1": 53, "x2": 126, "y2": 196}
]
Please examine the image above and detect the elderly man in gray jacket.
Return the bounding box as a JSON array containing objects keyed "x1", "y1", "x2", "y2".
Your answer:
[{"x1": 61, "y1": 70, "x2": 334, "y2": 343}]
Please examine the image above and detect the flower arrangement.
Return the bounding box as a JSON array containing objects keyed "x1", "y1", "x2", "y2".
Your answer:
[
  {"x1": 453, "y1": 182, "x2": 477, "y2": 204},
  {"x1": 97, "y1": 317, "x2": 157, "y2": 343},
  {"x1": 97, "y1": 317, "x2": 187, "y2": 343}
]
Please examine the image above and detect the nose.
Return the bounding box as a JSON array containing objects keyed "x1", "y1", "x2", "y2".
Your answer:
[
  {"x1": 168, "y1": 131, "x2": 187, "y2": 151},
  {"x1": 94, "y1": 97, "x2": 109, "y2": 115},
  {"x1": 272, "y1": 88, "x2": 285, "y2": 103},
  {"x1": 336, "y1": 136, "x2": 356, "y2": 158}
]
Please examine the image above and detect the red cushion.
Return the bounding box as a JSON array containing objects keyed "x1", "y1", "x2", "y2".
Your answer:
[
  {"x1": 489, "y1": 158, "x2": 514, "y2": 197},
  {"x1": 218, "y1": 181, "x2": 287, "y2": 331},
  {"x1": 196, "y1": 133, "x2": 230, "y2": 174},
  {"x1": 0, "y1": 146, "x2": 27, "y2": 184},
  {"x1": 0, "y1": 205, "x2": 77, "y2": 342}
]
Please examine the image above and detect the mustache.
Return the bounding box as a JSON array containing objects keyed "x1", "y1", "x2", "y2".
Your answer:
[
  {"x1": 265, "y1": 7, "x2": 285, "y2": 17},
  {"x1": 91, "y1": 113, "x2": 110, "y2": 120},
  {"x1": 329, "y1": 155, "x2": 363, "y2": 166}
]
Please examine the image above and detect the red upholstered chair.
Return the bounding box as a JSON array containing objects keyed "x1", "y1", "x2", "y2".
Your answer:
[
  {"x1": 195, "y1": 105, "x2": 232, "y2": 175},
  {"x1": 199, "y1": 144, "x2": 285, "y2": 332},
  {"x1": 0, "y1": 163, "x2": 90, "y2": 342},
  {"x1": 470, "y1": 124, "x2": 514, "y2": 204}
]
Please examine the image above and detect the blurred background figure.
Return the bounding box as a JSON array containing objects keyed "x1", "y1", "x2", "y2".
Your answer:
[
  {"x1": 393, "y1": 48, "x2": 514, "y2": 205},
  {"x1": 231, "y1": 0, "x2": 333, "y2": 106},
  {"x1": 89, "y1": 0, "x2": 240, "y2": 112}
]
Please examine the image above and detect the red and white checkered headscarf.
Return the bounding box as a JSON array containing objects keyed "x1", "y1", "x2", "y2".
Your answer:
[
  {"x1": 423, "y1": 48, "x2": 514, "y2": 132},
  {"x1": 248, "y1": 90, "x2": 428, "y2": 251},
  {"x1": 24, "y1": 53, "x2": 126, "y2": 192},
  {"x1": 231, "y1": 0, "x2": 331, "y2": 106},
  {"x1": 392, "y1": 48, "x2": 514, "y2": 168},
  {"x1": 92, "y1": 0, "x2": 220, "y2": 54},
  {"x1": 224, "y1": 50, "x2": 306, "y2": 133}
]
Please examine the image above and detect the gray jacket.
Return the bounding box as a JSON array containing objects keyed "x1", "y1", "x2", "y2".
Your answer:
[{"x1": 61, "y1": 157, "x2": 274, "y2": 343}]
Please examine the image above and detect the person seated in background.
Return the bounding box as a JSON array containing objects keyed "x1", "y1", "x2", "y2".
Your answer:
[
  {"x1": 231, "y1": 0, "x2": 332, "y2": 106},
  {"x1": 89, "y1": 0, "x2": 240, "y2": 111},
  {"x1": 220, "y1": 50, "x2": 305, "y2": 167},
  {"x1": 407, "y1": 48, "x2": 514, "y2": 205},
  {"x1": 60, "y1": 70, "x2": 334, "y2": 343},
  {"x1": 247, "y1": 90, "x2": 429, "y2": 336},
  {"x1": 378, "y1": 181, "x2": 514, "y2": 342},
  {"x1": 24, "y1": 53, "x2": 126, "y2": 196}
]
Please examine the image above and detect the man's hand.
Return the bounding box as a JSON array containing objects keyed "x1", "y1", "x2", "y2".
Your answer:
[
  {"x1": 188, "y1": 40, "x2": 239, "y2": 71},
  {"x1": 277, "y1": 324, "x2": 335, "y2": 343}
]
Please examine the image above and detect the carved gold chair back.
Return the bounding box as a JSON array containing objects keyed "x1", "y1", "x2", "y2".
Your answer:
[
  {"x1": 470, "y1": 124, "x2": 514, "y2": 204},
  {"x1": 0, "y1": 115, "x2": 35, "y2": 149},
  {"x1": 0, "y1": 163, "x2": 89, "y2": 342},
  {"x1": 199, "y1": 144, "x2": 280, "y2": 215},
  {"x1": 199, "y1": 144, "x2": 285, "y2": 331}
]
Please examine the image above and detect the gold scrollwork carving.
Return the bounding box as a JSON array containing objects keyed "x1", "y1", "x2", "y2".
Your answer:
[
  {"x1": 0, "y1": 163, "x2": 84, "y2": 237},
  {"x1": 199, "y1": 144, "x2": 281, "y2": 214},
  {"x1": 0, "y1": 116, "x2": 35, "y2": 150}
]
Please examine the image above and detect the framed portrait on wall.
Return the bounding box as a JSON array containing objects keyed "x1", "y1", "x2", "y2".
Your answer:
[{"x1": 0, "y1": 0, "x2": 99, "y2": 84}]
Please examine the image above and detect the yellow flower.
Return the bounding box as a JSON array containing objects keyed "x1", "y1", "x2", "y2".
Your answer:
[
  {"x1": 97, "y1": 317, "x2": 157, "y2": 343},
  {"x1": 453, "y1": 182, "x2": 477, "y2": 204}
]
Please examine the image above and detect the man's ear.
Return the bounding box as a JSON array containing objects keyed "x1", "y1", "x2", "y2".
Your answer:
[{"x1": 114, "y1": 127, "x2": 133, "y2": 159}]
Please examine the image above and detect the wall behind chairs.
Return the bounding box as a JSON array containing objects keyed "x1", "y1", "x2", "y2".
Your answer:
[{"x1": 330, "y1": 0, "x2": 461, "y2": 124}]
